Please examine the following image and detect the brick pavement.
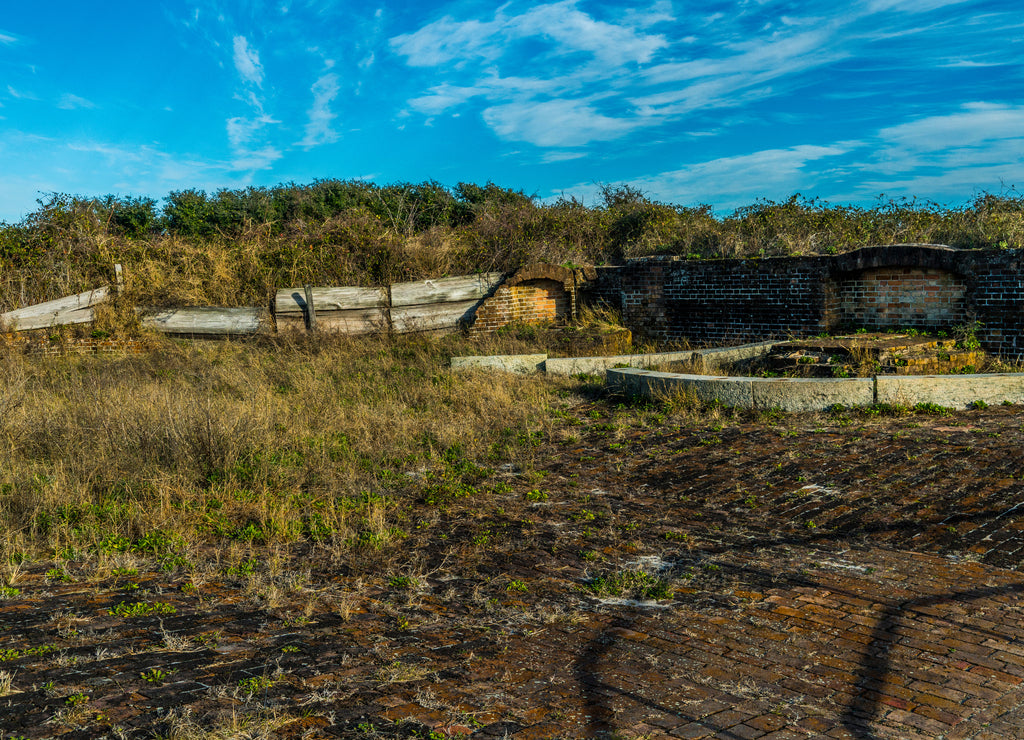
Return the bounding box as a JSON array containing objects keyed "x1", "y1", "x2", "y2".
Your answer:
[{"x1": 5, "y1": 407, "x2": 1024, "y2": 738}]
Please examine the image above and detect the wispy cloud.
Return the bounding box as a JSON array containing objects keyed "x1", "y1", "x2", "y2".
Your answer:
[
  {"x1": 391, "y1": 0, "x2": 1015, "y2": 155},
  {"x1": 6, "y1": 85, "x2": 37, "y2": 100},
  {"x1": 615, "y1": 144, "x2": 851, "y2": 207},
  {"x1": 0, "y1": 30, "x2": 18, "y2": 45},
  {"x1": 232, "y1": 36, "x2": 264, "y2": 86},
  {"x1": 57, "y1": 94, "x2": 96, "y2": 110},
  {"x1": 226, "y1": 114, "x2": 282, "y2": 170},
  {"x1": 300, "y1": 72, "x2": 340, "y2": 149},
  {"x1": 391, "y1": 1, "x2": 667, "y2": 68},
  {"x1": 483, "y1": 98, "x2": 646, "y2": 148}
]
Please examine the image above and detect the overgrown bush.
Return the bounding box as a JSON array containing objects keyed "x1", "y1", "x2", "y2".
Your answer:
[{"x1": 2, "y1": 181, "x2": 1023, "y2": 310}]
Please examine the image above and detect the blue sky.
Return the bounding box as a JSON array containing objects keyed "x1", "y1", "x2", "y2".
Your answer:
[{"x1": 1, "y1": 0, "x2": 1022, "y2": 223}]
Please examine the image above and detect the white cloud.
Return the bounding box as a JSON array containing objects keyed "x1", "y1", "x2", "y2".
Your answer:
[
  {"x1": 6, "y1": 85, "x2": 37, "y2": 100},
  {"x1": 232, "y1": 36, "x2": 264, "y2": 86},
  {"x1": 865, "y1": 0, "x2": 971, "y2": 12},
  {"x1": 484, "y1": 98, "x2": 648, "y2": 147},
  {"x1": 0, "y1": 31, "x2": 17, "y2": 45},
  {"x1": 300, "y1": 73, "x2": 340, "y2": 149},
  {"x1": 562, "y1": 144, "x2": 851, "y2": 209},
  {"x1": 390, "y1": 1, "x2": 667, "y2": 68},
  {"x1": 542, "y1": 150, "x2": 587, "y2": 163},
  {"x1": 877, "y1": 103, "x2": 1024, "y2": 152},
  {"x1": 57, "y1": 94, "x2": 96, "y2": 110},
  {"x1": 226, "y1": 114, "x2": 282, "y2": 170}
]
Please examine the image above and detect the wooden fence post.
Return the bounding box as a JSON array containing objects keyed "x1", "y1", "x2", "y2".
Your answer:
[{"x1": 304, "y1": 284, "x2": 317, "y2": 332}]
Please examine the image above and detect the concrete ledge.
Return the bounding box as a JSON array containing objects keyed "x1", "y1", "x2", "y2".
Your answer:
[
  {"x1": 751, "y1": 377, "x2": 874, "y2": 412},
  {"x1": 609, "y1": 368, "x2": 873, "y2": 411},
  {"x1": 693, "y1": 341, "x2": 778, "y2": 372},
  {"x1": 543, "y1": 341, "x2": 777, "y2": 376},
  {"x1": 451, "y1": 354, "x2": 547, "y2": 373},
  {"x1": 543, "y1": 351, "x2": 693, "y2": 376},
  {"x1": 877, "y1": 374, "x2": 1024, "y2": 408},
  {"x1": 607, "y1": 369, "x2": 754, "y2": 407}
]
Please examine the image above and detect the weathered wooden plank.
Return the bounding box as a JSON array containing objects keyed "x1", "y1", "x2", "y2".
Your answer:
[
  {"x1": 390, "y1": 273, "x2": 503, "y2": 307},
  {"x1": 276, "y1": 308, "x2": 388, "y2": 335},
  {"x1": 391, "y1": 299, "x2": 482, "y2": 333},
  {"x1": 140, "y1": 307, "x2": 266, "y2": 335},
  {"x1": 1, "y1": 286, "x2": 111, "y2": 331},
  {"x1": 275, "y1": 286, "x2": 387, "y2": 314}
]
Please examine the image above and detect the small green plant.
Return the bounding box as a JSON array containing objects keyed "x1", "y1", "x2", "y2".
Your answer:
[
  {"x1": 953, "y1": 321, "x2": 982, "y2": 350},
  {"x1": 238, "y1": 675, "x2": 274, "y2": 694},
  {"x1": 45, "y1": 568, "x2": 73, "y2": 583},
  {"x1": 0, "y1": 586, "x2": 19, "y2": 599},
  {"x1": 65, "y1": 692, "x2": 89, "y2": 707},
  {"x1": 140, "y1": 668, "x2": 173, "y2": 684},
  {"x1": 472, "y1": 530, "x2": 491, "y2": 546},
  {"x1": 108, "y1": 601, "x2": 177, "y2": 618},
  {"x1": 969, "y1": 399, "x2": 989, "y2": 410},
  {"x1": 281, "y1": 645, "x2": 300, "y2": 653},
  {"x1": 506, "y1": 579, "x2": 528, "y2": 593},
  {"x1": 388, "y1": 575, "x2": 414, "y2": 590},
  {"x1": 525, "y1": 489, "x2": 548, "y2": 502},
  {"x1": 224, "y1": 559, "x2": 258, "y2": 578},
  {"x1": 585, "y1": 570, "x2": 672, "y2": 600}
]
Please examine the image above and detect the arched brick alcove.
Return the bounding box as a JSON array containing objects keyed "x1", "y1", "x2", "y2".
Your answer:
[
  {"x1": 825, "y1": 245, "x2": 970, "y2": 331},
  {"x1": 469, "y1": 263, "x2": 577, "y2": 334}
]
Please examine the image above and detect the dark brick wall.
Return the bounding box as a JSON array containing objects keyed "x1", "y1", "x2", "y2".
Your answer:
[
  {"x1": 618, "y1": 255, "x2": 832, "y2": 344},
  {"x1": 606, "y1": 246, "x2": 1024, "y2": 358}
]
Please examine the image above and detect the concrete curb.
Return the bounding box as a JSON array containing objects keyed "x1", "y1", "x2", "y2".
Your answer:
[
  {"x1": 607, "y1": 368, "x2": 874, "y2": 412},
  {"x1": 877, "y1": 373, "x2": 1024, "y2": 408},
  {"x1": 450, "y1": 354, "x2": 547, "y2": 373},
  {"x1": 453, "y1": 344, "x2": 1024, "y2": 411},
  {"x1": 542, "y1": 341, "x2": 777, "y2": 376}
]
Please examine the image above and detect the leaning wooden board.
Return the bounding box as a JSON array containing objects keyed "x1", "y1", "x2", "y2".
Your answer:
[
  {"x1": 0, "y1": 286, "x2": 111, "y2": 331},
  {"x1": 140, "y1": 307, "x2": 268, "y2": 335},
  {"x1": 273, "y1": 286, "x2": 388, "y2": 334},
  {"x1": 390, "y1": 273, "x2": 503, "y2": 307}
]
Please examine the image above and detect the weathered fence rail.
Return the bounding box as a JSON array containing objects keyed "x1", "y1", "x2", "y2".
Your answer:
[
  {"x1": 139, "y1": 307, "x2": 269, "y2": 336},
  {"x1": 4, "y1": 268, "x2": 508, "y2": 338},
  {"x1": 1, "y1": 286, "x2": 112, "y2": 332}
]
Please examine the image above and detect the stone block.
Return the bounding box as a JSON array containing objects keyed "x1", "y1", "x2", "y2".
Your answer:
[
  {"x1": 876, "y1": 374, "x2": 1024, "y2": 408},
  {"x1": 451, "y1": 354, "x2": 547, "y2": 374},
  {"x1": 607, "y1": 368, "x2": 754, "y2": 408},
  {"x1": 751, "y1": 377, "x2": 874, "y2": 412}
]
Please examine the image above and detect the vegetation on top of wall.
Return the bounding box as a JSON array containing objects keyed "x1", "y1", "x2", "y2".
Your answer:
[{"x1": 2, "y1": 180, "x2": 1023, "y2": 311}]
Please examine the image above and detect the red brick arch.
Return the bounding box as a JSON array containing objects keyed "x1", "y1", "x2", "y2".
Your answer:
[{"x1": 469, "y1": 263, "x2": 578, "y2": 334}]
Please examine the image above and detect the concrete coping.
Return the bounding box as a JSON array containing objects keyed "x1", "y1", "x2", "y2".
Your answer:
[
  {"x1": 608, "y1": 367, "x2": 1024, "y2": 412},
  {"x1": 450, "y1": 354, "x2": 547, "y2": 374},
  {"x1": 452, "y1": 343, "x2": 1024, "y2": 411},
  {"x1": 451, "y1": 341, "x2": 777, "y2": 376}
]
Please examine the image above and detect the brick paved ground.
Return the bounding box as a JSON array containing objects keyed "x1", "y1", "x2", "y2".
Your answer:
[{"x1": 4, "y1": 403, "x2": 1024, "y2": 738}]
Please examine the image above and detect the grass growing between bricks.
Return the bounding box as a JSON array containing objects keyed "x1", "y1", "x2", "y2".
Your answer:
[{"x1": 5, "y1": 334, "x2": 1024, "y2": 737}]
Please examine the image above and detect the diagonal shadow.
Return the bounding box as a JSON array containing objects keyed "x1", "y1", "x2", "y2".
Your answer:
[{"x1": 571, "y1": 528, "x2": 1024, "y2": 739}]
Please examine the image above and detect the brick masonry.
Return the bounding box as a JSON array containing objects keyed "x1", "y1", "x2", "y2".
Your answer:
[
  {"x1": 582, "y1": 245, "x2": 1024, "y2": 358},
  {"x1": 1, "y1": 333, "x2": 150, "y2": 356},
  {"x1": 469, "y1": 263, "x2": 579, "y2": 334}
]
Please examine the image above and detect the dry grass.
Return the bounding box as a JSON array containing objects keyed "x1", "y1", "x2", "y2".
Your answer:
[{"x1": 0, "y1": 333, "x2": 571, "y2": 565}]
